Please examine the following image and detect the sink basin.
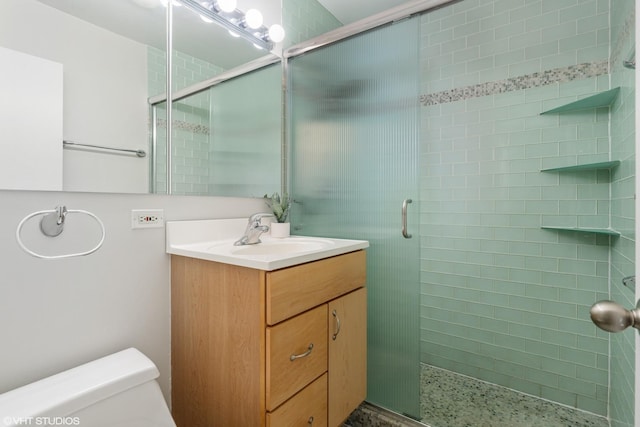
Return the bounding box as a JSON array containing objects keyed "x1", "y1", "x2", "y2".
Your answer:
[
  {"x1": 230, "y1": 238, "x2": 333, "y2": 256},
  {"x1": 166, "y1": 219, "x2": 368, "y2": 271}
]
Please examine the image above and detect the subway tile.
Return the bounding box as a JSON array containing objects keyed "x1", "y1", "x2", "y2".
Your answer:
[
  {"x1": 576, "y1": 395, "x2": 608, "y2": 417},
  {"x1": 541, "y1": 0, "x2": 579, "y2": 13},
  {"x1": 541, "y1": 328, "x2": 578, "y2": 347},
  {"x1": 525, "y1": 339, "x2": 560, "y2": 358},
  {"x1": 559, "y1": 0, "x2": 598, "y2": 23},
  {"x1": 495, "y1": 21, "x2": 526, "y2": 41},
  {"x1": 540, "y1": 356, "x2": 577, "y2": 377},
  {"x1": 524, "y1": 366, "x2": 559, "y2": 388},
  {"x1": 559, "y1": 376, "x2": 597, "y2": 398},
  {"x1": 541, "y1": 51, "x2": 579, "y2": 70},
  {"x1": 540, "y1": 386, "x2": 578, "y2": 408},
  {"x1": 509, "y1": 295, "x2": 542, "y2": 312},
  {"x1": 509, "y1": 322, "x2": 542, "y2": 341},
  {"x1": 510, "y1": 268, "x2": 543, "y2": 285},
  {"x1": 525, "y1": 41, "x2": 560, "y2": 60},
  {"x1": 541, "y1": 300, "x2": 577, "y2": 318},
  {"x1": 559, "y1": 346, "x2": 597, "y2": 368},
  {"x1": 577, "y1": 335, "x2": 609, "y2": 355},
  {"x1": 525, "y1": 10, "x2": 560, "y2": 31}
]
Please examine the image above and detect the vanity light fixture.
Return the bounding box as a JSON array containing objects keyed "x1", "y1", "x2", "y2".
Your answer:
[
  {"x1": 215, "y1": 0, "x2": 237, "y2": 13},
  {"x1": 177, "y1": 0, "x2": 285, "y2": 51}
]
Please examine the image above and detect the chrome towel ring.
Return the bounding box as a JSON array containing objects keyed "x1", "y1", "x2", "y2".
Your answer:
[{"x1": 16, "y1": 206, "x2": 106, "y2": 259}]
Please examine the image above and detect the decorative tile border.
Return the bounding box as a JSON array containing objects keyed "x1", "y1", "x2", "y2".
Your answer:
[
  {"x1": 420, "y1": 61, "x2": 609, "y2": 107},
  {"x1": 154, "y1": 118, "x2": 210, "y2": 135}
]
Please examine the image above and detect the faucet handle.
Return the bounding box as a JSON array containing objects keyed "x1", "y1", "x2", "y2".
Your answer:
[{"x1": 248, "y1": 212, "x2": 274, "y2": 225}]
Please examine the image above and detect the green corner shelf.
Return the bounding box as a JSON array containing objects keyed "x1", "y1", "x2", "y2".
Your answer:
[
  {"x1": 541, "y1": 226, "x2": 620, "y2": 236},
  {"x1": 540, "y1": 87, "x2": 620, "y2": 115},
  {"x1": 540, "y1": 160, "x2": 621, "y2": 172}
]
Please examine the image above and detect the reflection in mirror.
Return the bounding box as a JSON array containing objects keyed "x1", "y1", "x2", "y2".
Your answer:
[
  {"x1": 0, "y1": 0, "x2": 409, "y2": 195},
  {"x1": 0, "y1": 0, "x2": 283, "y2": 196},
  {"x1": 153, "y1": 61, "x2": 282, "y2": 196},
  {"x1": 0, "y1": 0, "x2": 164, "y2": 193},
  {"x1": 152, "y1": 0, "x2": 283, "y2": 196}
]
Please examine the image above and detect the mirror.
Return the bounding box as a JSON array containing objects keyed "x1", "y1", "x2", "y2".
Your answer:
[
  {"x1": 0, "y1": 0, "x2": 408, "y2": 195},
  {"x1": 155, "y1": 0, "x2": 283, "y2": 196},
  {"x1": 0, "y1": 0, "x2": 281, "y2": 195}
]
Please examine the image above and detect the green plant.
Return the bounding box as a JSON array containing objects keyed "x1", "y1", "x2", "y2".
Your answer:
[{"x1": 263, "y1": 192, "x2": 291, "y2": 223}]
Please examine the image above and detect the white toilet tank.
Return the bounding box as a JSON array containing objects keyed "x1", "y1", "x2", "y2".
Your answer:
[{"x1": 0, "y1": 348, "x2": 176, "y2": 427}]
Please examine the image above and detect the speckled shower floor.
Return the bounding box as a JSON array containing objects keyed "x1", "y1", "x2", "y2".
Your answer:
[
  {"x1": 419, "y1": 364, "x2": 609, "y2": 427},
  {"x1": 347, "y1": 364, "x2": 610, "y2": 427}
]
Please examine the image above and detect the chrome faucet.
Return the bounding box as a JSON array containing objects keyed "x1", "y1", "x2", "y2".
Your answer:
[{"x1": 234, "y1": 213, "x2": 274, "y2": 246}]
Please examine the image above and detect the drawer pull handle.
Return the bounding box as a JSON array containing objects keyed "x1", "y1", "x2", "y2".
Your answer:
[
  {"x1": 332, "y1": 309, "x2": 341, "y2": 340},
  {"x1": 308, "y1": 416, "x2": 314, "y2": 426},
  {"x1": 290, "y1": 343, "x2": 314, "y2": 361}
]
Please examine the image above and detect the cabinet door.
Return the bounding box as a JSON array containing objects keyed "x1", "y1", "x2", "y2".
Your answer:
[{"x1": 328, "y1": 288, "x2": 367, "y2": 426}]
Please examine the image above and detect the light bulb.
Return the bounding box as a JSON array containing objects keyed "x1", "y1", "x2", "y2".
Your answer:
[
  {"x1": 200, "y1": 14, "x2": 213, "y2": 23},
  {"x1": 228, "y1": 30, "x2": 240, "y2": 38},
  {"x1": 268, "y1": 24, "x2": 285, "y2": 42},
  {"x1": 216, "y1": 0, "x2": 236, "y2": 12},
  {"x1": 244, "y1": 9, "x2": 263, "y2": 29}
]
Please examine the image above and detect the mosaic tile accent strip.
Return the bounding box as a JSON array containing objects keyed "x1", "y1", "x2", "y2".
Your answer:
[
  {"x1": 420, "y1": 364, "x2": 610, "y2": 427},
  {"x1": 420, "y1": 61, "x2": 609, "y2": 106},
  {"x1": 154, "y1": 118, "x2": 210, "y2": 135}
]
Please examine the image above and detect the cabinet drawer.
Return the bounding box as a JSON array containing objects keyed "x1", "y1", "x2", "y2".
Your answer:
[
  {"x1": 266, "y1": 305, "x2": 328, "y2": 411},
  {"x1": 266, "y1": 250, "x2": 366, "y2": 325},
  {"x1": 267, "y1": 373, "x2": 328, "y2": 427}
]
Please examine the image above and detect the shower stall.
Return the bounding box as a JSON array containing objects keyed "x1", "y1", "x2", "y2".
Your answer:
[{"x1": 287, "y1": 0, "x2": 636, "y2": 425}]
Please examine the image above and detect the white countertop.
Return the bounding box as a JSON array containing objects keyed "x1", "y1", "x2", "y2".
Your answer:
[{"x1": 166, "y1": 218, "x2": 369, "y2": 271}]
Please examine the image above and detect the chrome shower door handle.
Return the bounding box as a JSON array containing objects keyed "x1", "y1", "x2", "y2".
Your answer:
[{"x1": 402, "y1": 199, "x2": 412, "y2": 239}]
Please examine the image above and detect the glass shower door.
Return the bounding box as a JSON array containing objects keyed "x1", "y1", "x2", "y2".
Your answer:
[{"x1": 288, "y1": 17, "x2": 422, "y2": 419}]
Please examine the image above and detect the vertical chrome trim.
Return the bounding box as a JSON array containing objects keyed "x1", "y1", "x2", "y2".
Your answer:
[
  {"x1": 166, "y1": 2, "x2": 173, "y2": 195},
  {"x1": 402, "y1": 199, "x2": 413, "y2": 239},
  {"x1": 282, "y1": 53, "x2": 289, "y2": 196},
  {"x1": 150, "y1": 105, "x2": 157, "y2": 193}
]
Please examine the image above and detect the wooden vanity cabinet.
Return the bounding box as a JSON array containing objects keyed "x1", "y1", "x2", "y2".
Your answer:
[{"x1": 171, "y1": 250, "x2": 367, "y2": 427}]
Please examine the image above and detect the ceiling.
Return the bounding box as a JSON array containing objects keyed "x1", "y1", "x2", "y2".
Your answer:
[
  {"x1": 35, "y1": 0, "x2": 411, "y2": 69},
  {"x1": 319, "y1": 0, "x2": 408, "y2": 24}
]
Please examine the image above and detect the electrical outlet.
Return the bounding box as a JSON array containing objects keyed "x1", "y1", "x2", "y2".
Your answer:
[{"x1": 131, "y1": 209, "x2": 164, "y2": 229}]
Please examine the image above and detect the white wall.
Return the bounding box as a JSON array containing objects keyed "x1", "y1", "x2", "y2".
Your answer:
[
  {"x1": 0, "y1": 47, "x2": 63, "y2": 191},
  {"x1": 0, "y1": 189, "x2": 265, "y2": 405},
  {"x1": 0, "y1": 0, "x2": 149, "y2": 193}
]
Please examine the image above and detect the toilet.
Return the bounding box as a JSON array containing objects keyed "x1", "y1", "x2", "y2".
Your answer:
[{"x1": 0, "y1": 348, "x2": 176, "y2": 427}]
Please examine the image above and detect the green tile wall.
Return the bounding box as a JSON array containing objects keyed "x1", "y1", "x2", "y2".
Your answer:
[
  {"x1": 609, "y1": 0, "x2": 635, "y2": 425},
  {"x1": 419, "y1": 0, "x2": 620, "y2": 416},
  {"x1": 282, "y1": 0, "x2": 342, "y2": 47},
  {"x1": 148, "y1": 47, "x2": 224, "y2": 195}
]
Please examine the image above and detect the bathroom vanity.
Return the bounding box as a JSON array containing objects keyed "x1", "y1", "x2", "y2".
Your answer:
[{"x1": 167, "y1": 219, "x2": 368, "y2": 427}]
